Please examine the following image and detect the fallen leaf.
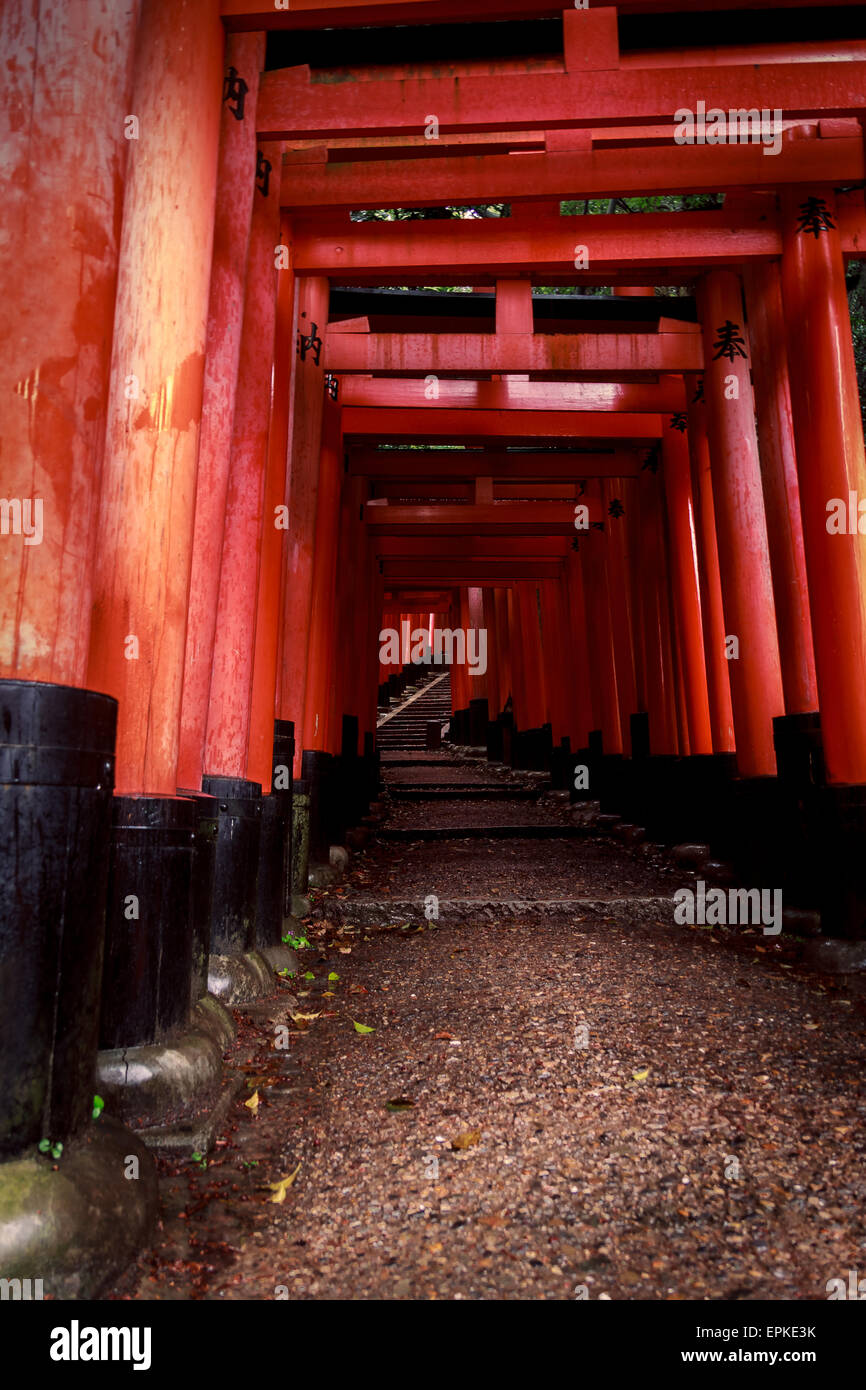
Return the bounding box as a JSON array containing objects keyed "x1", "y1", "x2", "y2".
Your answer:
[
  {"x1": 268, "y1": 1162, "x2": 302, "y2": 1204},
  {"x1": 633, "y1": 1068, "x2": 651, "y2": 1082},
  {"x1": 434, "y1": 1031, "x2": 454, "y2": 1041},
  {"x1": 451, "y1": 1129, "x2": 481, "y2": 1150},
  {"x1": 245, "y1": 1091, "x2": 260, "y2": 1115},
  {"x1": 291, "y1": 1011, "x2": 321, "y2": 1030},
  {"x1": 353, "y1": 1020, "x2": 375, "y2": 1034}
]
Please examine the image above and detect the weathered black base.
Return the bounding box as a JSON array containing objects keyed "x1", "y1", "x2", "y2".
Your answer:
[
  {"x1": 100, "y1": 793, "x2": 197, "y2": 1051},
  {"x1": 813, "y1": 783, "x2": 866, "y2": 938},
  {"x1": 0, "y1": 1115, "x2": 157, "y2": 1298},
  {"x1": 201, "y1": 775, "x2": 262, "y2": 957},
  {"x1": 208, "y1": 948, "x2": 274, "y2": 1004},
  {"x1": 302, "y1": 749, "x2": 334, "y2": 862},
  {"x1": 96, "y1": 995, "x2": 237, "y2": 1147},
  {"x1": 177, "y1": 789, "x2": 219, "y2": 1007},
  {"x1": 0, "y1": 679, "x2": 117, "y2": 1159}
]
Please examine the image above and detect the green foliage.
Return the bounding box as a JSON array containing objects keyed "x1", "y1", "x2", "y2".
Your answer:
[
  {"x1": 847, "y1": 262, "x2": 866, "y2": 428},
  {"x1": 282, "y1": 932, "x2": 311, "y2": 950},
  {"x1": 38, "y1": 1139, "x2": 63, "y2": 1160}
]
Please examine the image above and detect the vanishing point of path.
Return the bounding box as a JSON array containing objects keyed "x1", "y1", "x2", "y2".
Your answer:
[{"x1": 112, "y1": 750, "x2": 866, "y2": 1301}]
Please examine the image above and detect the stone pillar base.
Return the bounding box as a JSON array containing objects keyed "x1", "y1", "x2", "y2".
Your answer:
[
  {"x1": 207, "y1": 948, "x2": 274, "y2": 1004},
  {"x1": 0, "y1": 1116, "x2": 157, "y2": 1298},
  {"x1": 95, "y1": 997, "x2": 241, "y2": 1154}
]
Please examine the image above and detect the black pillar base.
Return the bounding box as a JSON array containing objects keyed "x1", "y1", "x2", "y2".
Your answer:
[
  {"x1": 713, "y1": 776, "x2": 788, "y2": 887},
  {"x1": 302, "y1": 749, "x2": 335, "y2": 863},
  {"x1": 0, "y1": 679, "x2": 158, "y2": 1296},
  {"x1": 177, "y1": 789, "x2": 218, "y2": 1007},
  {"x1": 469, "y1": 697, "x2": 489, "y2": 747},
  {"x1": 273, "y1": 718, "x2": 295, "y2": 919},
  {"x1": 549, "y1": 738, "x2": 572, "y2": 791},
  {"x1": 485, "y1": 719, "x2": 503, "y2": 762},
  {"x1": 0, "y1": 680, "x2": 116, "y2": 1156},
  {"x1": 814, "y1": 784, "x2": 866, "y2": 937},
  {"x1": 201, "y1": 775, "x2": 262, "y2": 955},
  {"x1": 99, "y1": 794, "x2": 197, "y2": 1051}
]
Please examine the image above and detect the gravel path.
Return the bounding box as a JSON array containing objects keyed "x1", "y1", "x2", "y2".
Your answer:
[{"x1": 111, "y1": 774, "x2": 866, "y2": 1302}]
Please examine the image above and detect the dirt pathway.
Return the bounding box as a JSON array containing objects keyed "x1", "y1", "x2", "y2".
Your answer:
[{"x1": 112, "y1": 768, "x2": 866, "y2": 1302}]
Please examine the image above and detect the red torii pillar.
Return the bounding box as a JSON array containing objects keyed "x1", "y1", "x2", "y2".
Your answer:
[
  {"x1": 88, "y1": 0, "x2": 222, "y2": 795},
  {"x1": 0, "y1": 0, "x2": 155, "y2": 1261},
  {"x1": 563, "y1": 550, "x2": 595, "y2": 753},
  {"x1": 466, "y1": 587, "x2": 489, "y2": 745},
  {"x1": 661, "y1": 417, "x2": 713, "y2": 755},
  {"x1": 780, "y1": 181, "x2": 866, "y2": 930},
  {"x1": 86, "y1": 0, "x2": 226, "y2": 1082},
  {"x1": 742, "y1": 261, "x2": 818, "y2": 718},
  {"x1": 684, "y1": 374, "x2": 735, "y2": 757},
  {"x1": 203, "y1": 139, "x2": 285, "y2": 973},
  {"x1": 638, "y1": 472, "x2": 680, "y2": 759},
  {"x1": 1, "y1": 0, "x2": 138, "y2": 686},
  {"x1": 302, "y1": 396, "x2": 343, "y2": 760},
  {"x1": 177, "y1": 32, "x2": 264, "y2": 792},
  {"x1": 494, "y1": 587, "x2": 513, "y2": 717},
  {"x1": 580, "y1": 521, "x2": 623, "y2": 758},
  {"x1": 204, "y1": 140, "x2": 280, "y2": 789},
  {"x1": 301, "y1": 393, "x2": 344, "y2": 861},
  {"x1": 249, "y1": 203, "x2": 296, "y2": 794},
  {"x1": 697, "y1": 270, "x2": 785, "y2": 781},
  {"x1": 482, "y1": 588, "x2": 501, "y2": 723},
  {"x1": 602, "y1": 478, "x2": 638, "y2": 754},
  {"x1": 279, "y1": 276, "x2": 329, "y2": 776},
  {"x1": 539, "y1": 577, "x2": 575, "y2": 750},
  {"x1": 780, "y1": 184, "x2": 866, "y2": 779}
]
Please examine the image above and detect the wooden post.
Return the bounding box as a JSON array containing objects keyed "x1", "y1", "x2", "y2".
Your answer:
[
  {"x1": 697, "y1": 270, "x2": 785, "y2": 779},
  {"x1": 1, "y1": 0, "x2": 139, "y2": 684},
  {"x1": 177, "y1": 32, "x2": 265, "y2": 791},
  {"x1": 87, "y1": 0, "x2": 223, "y2": 795}
]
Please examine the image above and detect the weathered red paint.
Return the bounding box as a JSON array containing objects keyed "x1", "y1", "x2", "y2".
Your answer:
[
  {"x1": 780, "y1": 185, "x2": 866, "y2": 785},
  {"x1": 177, "y1": 31, "x2": 265, "y2": 791},
  {"x1": 205, "y1": 135, "x2": 281, "y2": 784},
  {"x1": 697, "y1": 270, "x2": 785, "y2": 779},
  {"x1": 1, "y1": 0, "x2": 139, "y2": 685},
  {"x1": 87, "y1": 0, "x2": 223, "y2": 795}
]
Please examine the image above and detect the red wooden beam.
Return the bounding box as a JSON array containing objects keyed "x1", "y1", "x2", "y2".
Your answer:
[
  {"x1": 293, "y1": 197, "x2": 866, "y2": 282},
  {"x1": 349, "y1": 448, "x2": 642, "y2": 477},
  {"x1": 383, "y1": 560, "x2": 563, "y2": 580},
  {"x1": 225, "y1": 0, "x2": 866, "y2": 29},
  {"x1": 365, "y1": 500, "x2": 600, "y2": 533},
  {"x1": 325, "y1": 330, "x2": 702, "y2": 375},
  {"x1": 342, "y1": 406, "x2": 662, "y2": 443},
  {"x1": 374, "y1": 481, "x2": 589, "y2": 499},
  {"x1": 339, "y1": 378, "x2": 687, "y2": 412},
  {"x1": 374, "y1": 536, "x2": 570, "y2": 555},
  {"x1": 261, "y1": 61, "x2": 866, "y2": 141},
  {"x1": 278, "y1": 136, "x2": 864, "y2": 208}
]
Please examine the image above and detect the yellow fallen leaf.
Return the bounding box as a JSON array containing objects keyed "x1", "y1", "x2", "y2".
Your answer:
[
  {"x1": 353, "y1": 1020, "x2": 375, "y2": 1034},
  {"x1": 291, "y1": 1011, "x2": 321, "y2": 1030},
  {"x1": 245, "y1": 1090, "x2": 260, "y2": 1115},
  {"x1": 268, "y1": 1162, "x2": 301, "y2": 1204},
  {"x1": 803, "y1": 1022, "x2": 820, "y2": 1030},
  {"x1": 633, "y1": 1068, "x2": 650, "y2": 1082},
  {"x1": 451, "y1": 1129, "x2": 481, "y2": 1150}
]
